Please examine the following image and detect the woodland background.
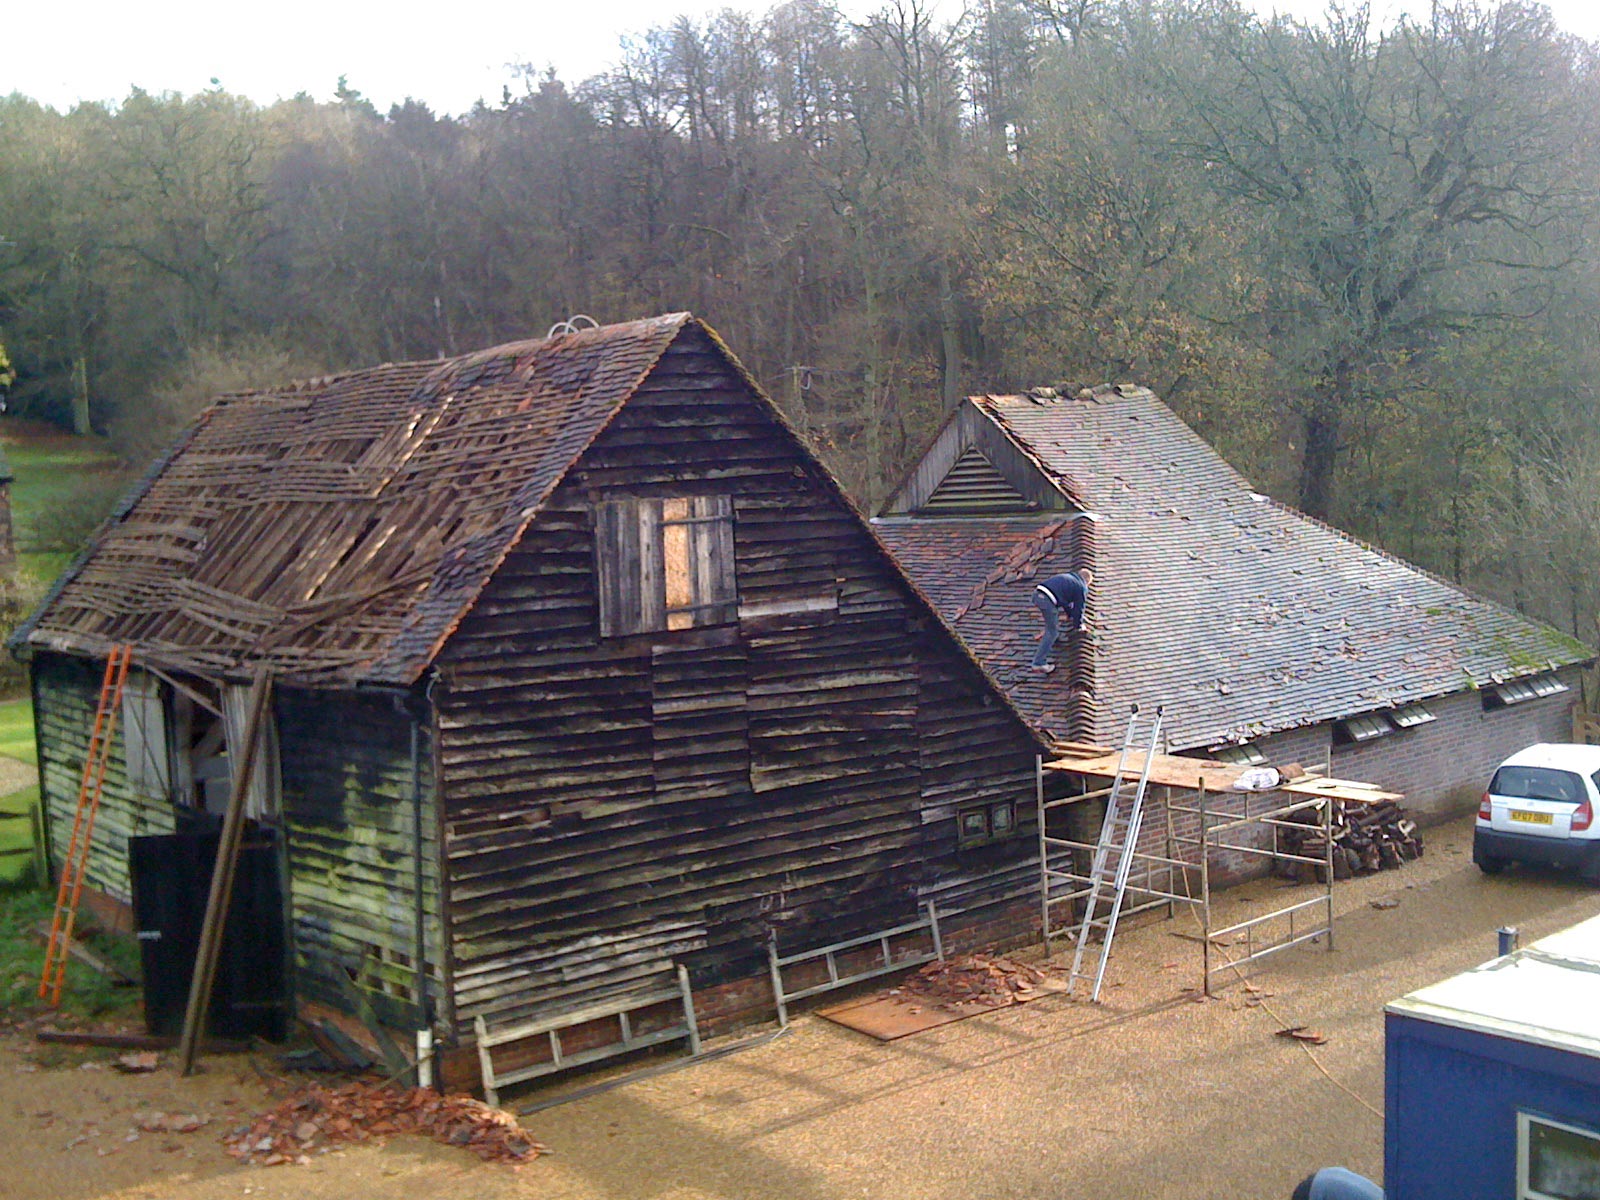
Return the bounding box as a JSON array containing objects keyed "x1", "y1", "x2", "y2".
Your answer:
[{"x1": 3, "y1": 0, "x2": 1600, "y2": 647}]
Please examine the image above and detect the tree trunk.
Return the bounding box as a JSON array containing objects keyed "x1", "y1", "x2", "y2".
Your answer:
[
  {"x1": 71, "y1": 351, "x2": 91, "y2": 437},
  {"x1": 1297, "y1": 411, "x2": 1339, "y2": 519},
  {"x1": 1297, "y1": 361, "x2": 1351, "y2": 519},
  {"x1": 938, "y1": 258, "x2": 962, "y2": 413}
]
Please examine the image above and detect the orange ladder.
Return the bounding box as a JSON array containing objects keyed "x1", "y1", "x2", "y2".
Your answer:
[{"x1": 39, "y1": 644, "x2": 134, "y2": 1005}]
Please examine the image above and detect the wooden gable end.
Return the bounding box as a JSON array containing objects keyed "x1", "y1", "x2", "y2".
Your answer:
[
  {"x1": 880, "y1": 401, "x2": 1077, "y2": 516},
  {"x1": 920, "y1": 447, "x2": 1030, "y2": 514},
  {"x1": 431, "y1": 324, "x2": 1040, "y2": 1035}
]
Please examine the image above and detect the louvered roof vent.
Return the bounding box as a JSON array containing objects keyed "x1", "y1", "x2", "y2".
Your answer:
[{"x1": 918, "y1": 447, "x2": 1032, "y2": 514}]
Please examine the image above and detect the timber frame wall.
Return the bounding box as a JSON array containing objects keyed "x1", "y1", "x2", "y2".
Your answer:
[
  {"x1": 433, "y1": 325, "x2": 1043, "y2": 1037},
  {"x1": 30, "y1": 653, "x2": 447, "y2": 1031},
  {"x1": 27, "y1": 320, "x2": 1047, "y2": 1057}
]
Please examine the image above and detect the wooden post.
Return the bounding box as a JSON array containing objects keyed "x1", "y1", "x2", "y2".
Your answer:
[
  {"x1": 1199, "y1": 779, "x2": 1211, "y2": 998},
  {"x1": 1035, "y1": 754, "x2": 1049, "y2": 946},
  {"x1": 177, "y1": 666, "x2": 272, "y2": 1076},
  {"x1": 29, "y1": 799, "x2": 47, "y2": 889}
]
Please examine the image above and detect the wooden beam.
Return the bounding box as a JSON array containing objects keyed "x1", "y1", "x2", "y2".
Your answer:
[{"x1": 177, "y1": 665, "x2": 273, "y2": 1076}]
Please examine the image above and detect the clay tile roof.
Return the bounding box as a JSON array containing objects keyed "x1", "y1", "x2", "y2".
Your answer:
[
  {"x1": 873, "y1": 515, "x2": 1097, "y2": 746},
  {"x1": 880, "y1": 388, "x2": 1593, "y2": 751},
  {"x1": 15, "y1": 313, "x2": 694, "y2": 684}
]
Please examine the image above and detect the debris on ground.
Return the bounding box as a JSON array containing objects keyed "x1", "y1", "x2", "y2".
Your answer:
[
  {"x1": 1369, "y1": 897, "x2": 1401, "y2": 910},
  {"x1": 113, "y1": 1052, "x2": 159, "y2": 1073},
  {"x1": 223, "y1": 1082, "x2": 547, "y2": 1167},
  {"x1": 1275, "y1": 1026, "x2": 1328, "y2": 1045},
  {"x1": 894, "y1": 954, "x2": 1065, "y2": 1010},
  {"x1": 135, "y1": 1111, "x2": 207, "y2": 1134}
]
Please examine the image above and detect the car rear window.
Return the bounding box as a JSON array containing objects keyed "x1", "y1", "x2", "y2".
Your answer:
[{"x1": 1490, "y1": 766, "x2": 1586, "y2": 804}]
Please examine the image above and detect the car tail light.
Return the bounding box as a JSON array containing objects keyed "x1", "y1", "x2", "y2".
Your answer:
[
  {"x1": 1574, "y1": 800, "x2": 1594, "y2": 832},
  {"x1": 1479, "y1": 793, "x2": 1493, "y2": 821}
]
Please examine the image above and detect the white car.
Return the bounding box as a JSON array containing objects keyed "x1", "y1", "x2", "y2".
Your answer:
[{"x1": 1474, "y1": 743, "x2": 1600, "y2": 881}]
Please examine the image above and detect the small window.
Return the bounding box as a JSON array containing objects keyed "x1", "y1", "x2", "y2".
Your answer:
[
  {"x1": 595, "y1": 496, "x2": 736, "y2": 637},
  {"x1": 122, "y1": 671, "x2": 171, "y2": 799},
  {"x1": 1486, "y1": 674, "x2": 1570, "y2": 710},
  {"x1": 1334, "y1": 713, "x2": 1393, "y2": 745},
  {"x1": 959, "y1": 808, "x2": 990, "y2": 845},
  {"x1": 1390, "y1": 703, "x2": 1436, "y2": 729},
  {"x1": 1519, "y1": 1111, "x2": 1600, "y2": 1200},
  {"x1": 958, "y1": 800, "x2": 1019, "y2": 848},
  {"x1": 1213, "y1": 743, "x2": 1267, "y2": 767}
]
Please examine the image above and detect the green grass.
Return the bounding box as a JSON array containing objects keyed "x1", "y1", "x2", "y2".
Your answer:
[
  {"x1": 0, "y1": 699, "x2": 39, "y2": 884},
  {"x1": 0, "y1": 785, "x2": 39, "y2": 886},
  {"x1": 3, "y1": 421, "x2": 127, "y2": 587},
  {"x1": 19, "y1": 550, "x2": 76, "y2": 586},
  {"x1": 0, "y1": 882, "x2": 142, "y2": 1020},
  {"x1": 0, "y1": 698, "x2": 38, "y2": 765}
]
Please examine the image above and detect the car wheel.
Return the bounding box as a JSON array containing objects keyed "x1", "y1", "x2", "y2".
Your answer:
[
  {"x1": 1474, "y1": 848, "x2": 1508, "y2": 875},
  {"x1": 1581, "y1": 854, "x2": 1600, "y2": 888}
]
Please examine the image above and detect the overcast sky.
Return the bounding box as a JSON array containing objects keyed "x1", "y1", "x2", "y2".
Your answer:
[{"x1": 8, "y1": 0, "x2": 1600, "y2": 117}]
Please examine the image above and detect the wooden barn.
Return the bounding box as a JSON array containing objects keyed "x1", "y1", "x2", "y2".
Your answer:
[{"x1": 13, "y1": 314, "x2": 1046, "y2": 1083}]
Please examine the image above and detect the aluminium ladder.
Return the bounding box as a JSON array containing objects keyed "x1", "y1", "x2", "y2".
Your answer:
[
  {"x1": 1067, "y1": 703, "x2": 1165, "y2": 1002},
  {"x1": 39, "y1": 644, "x2": 134, "y2": 1006}
]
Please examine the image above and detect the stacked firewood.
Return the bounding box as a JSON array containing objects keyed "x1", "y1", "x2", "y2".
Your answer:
[{"x1": 1276, "y1": 800, "x2": 1423, "y2": 882}]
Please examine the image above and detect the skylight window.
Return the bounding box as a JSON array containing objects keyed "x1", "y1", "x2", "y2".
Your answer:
[
  {"x1": 1484, "y1": 674, "x2": 1569, "y2": 710},
  {"x1": 1334, "y1": 714, "x2": 1393, "y2": 744},
  {"x1": 1390, "y1": 703, "x2": 1436, "y2": 729},
  {"x1": 1212, "y1": 743, "x2": 1267, "y2": 766}
]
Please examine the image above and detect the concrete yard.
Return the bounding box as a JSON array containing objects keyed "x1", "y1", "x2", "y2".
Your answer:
[{"x1": 6, "y1": 813, "x2": 1598, "y2": 1200}]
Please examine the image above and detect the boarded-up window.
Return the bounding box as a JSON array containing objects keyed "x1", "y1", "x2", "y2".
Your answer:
[
  {"x1": 122, "y1": 671, "x2": 170, "y2": 799},
  {"x1": 222, "y1": 684, "x2": 281, "y2": 820},
  {"x1": 596, "y1": 496, "x2": 736, "y2": 636}
]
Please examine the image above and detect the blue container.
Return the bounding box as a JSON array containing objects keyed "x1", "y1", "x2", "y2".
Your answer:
[{"x1": 1385, "y1": 916, "x2": 1600, "y2": 1199}]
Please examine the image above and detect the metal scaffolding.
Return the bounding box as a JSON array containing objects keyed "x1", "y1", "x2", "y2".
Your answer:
[{"x1": 1037, "y1": 742, "x2": 1401, "y2": 996}]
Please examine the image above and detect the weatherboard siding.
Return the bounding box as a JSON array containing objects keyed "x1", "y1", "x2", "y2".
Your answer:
[
  {"x1": 434, "y1": 328, "x2": 1040, "y2": 1035},
  {"x1": 276, "y1": 687, "x2": 444, "y2": 1028},
  {"x1": 33, "y1": 651, "x2": 177, "y2": 903}
]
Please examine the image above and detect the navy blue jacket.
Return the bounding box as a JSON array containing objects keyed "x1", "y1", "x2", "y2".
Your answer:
[{"x1": 1035, "y1": 572, "x2": 1087, "y2": 629}]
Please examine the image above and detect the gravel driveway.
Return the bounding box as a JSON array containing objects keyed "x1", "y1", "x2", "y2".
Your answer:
[{"x1": 7, "y1": 813, "x2": 1599, "y2": 1200}]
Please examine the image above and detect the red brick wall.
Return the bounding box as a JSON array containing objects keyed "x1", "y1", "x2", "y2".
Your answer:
[{"x1": 1332, "y1": 677, "x2": 1580, "y2": 820}]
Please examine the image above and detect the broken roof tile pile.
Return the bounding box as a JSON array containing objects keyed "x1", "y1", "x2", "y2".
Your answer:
[
  {"x1": 15, "y1": 314, "x2": 695, "y2": 685},
  {"x1": 224, "y1": 1081, "x2": 546, "y2": 1166},
  {"x1": 880, "y1": 387, "x2": 1591, "y2": 751}
]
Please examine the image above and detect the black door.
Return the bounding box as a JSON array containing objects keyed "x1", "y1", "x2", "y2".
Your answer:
[{"x1": 129, "y1": 829, "x2": 289, "y2": 1040}]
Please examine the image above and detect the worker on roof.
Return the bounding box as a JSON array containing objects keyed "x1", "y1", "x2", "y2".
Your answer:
[{"x1": 1029, "y1": 569, "x2": 1091, "y2": 674}]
